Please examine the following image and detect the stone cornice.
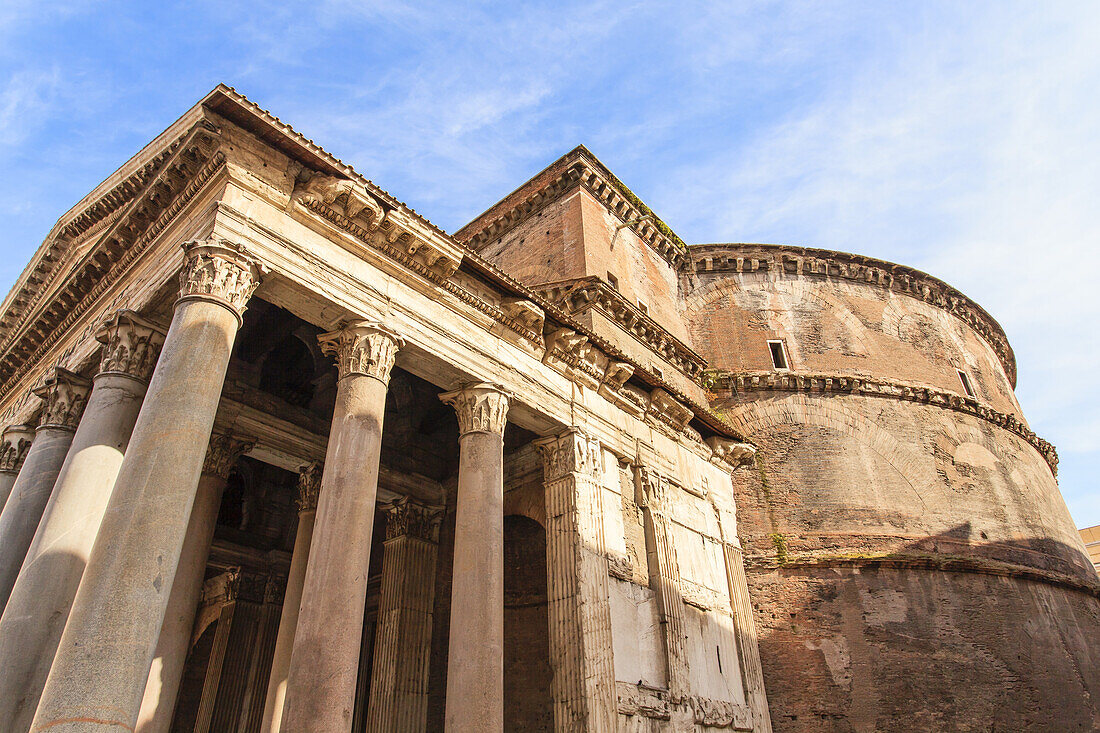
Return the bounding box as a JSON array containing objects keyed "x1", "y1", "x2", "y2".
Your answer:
[
  {"x1": 279, "y1": 193, "x2": 744, "y2": 445},
  {"x1": 533, "y1": 276, "x2": 707, "y2": 383},
  {"x1": 456, "y1": 148, "x2": 688, "y2": 270},
  {"x1": 690, "y1": 243, "x2": 1018, "y2": 387},
  {"x1": 0, "y1": 126, "x2": 226, "y2": 404},
  {"x1": 714, "y1": 369, "x2": 1057, "y2": 476},
  {"x1": 743, "y1": 549, "x2": 1100, "y2": 599}
]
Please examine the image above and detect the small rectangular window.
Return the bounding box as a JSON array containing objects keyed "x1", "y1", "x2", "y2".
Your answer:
[
  {"x1": 637, "y1": 301, "x2": 649, "y2": 315},
  {"x1": 607, "y1": 272, "x2": 619, "y2": 291},
  {"x1": 958, "y1": 370, "x2": 975, "y2": 398},
  {"x1": 768, "y1": 340, "x2": 789, "y2": 370}
]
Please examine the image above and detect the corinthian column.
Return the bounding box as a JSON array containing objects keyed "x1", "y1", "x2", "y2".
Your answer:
[
  {"x1": 0, "y1": 424, "x2": 35, "y2": 509},
  {"x1": 534, "y1": 428, "x2": 617, "y2": 731},
  {"x1": 0, "y1": 311, "x2": 165, "y2": 731},
  {"x1": 0, "y1": 367, "x2": 90, "y2": 611},
  {"x1": 137, "y1": 433, "x2": 254, "y2": 733},
  {"x1": 260, "y1": 460, "x2": 322, "y2": 733},
  {"x1": 366, "y1": 496, "x2": 443, "y2": 732},
  {"x1": 31, "y1": 238, "x2": 262, "y2": 733},
  {"x1": 440, "y1": 383, "x2": 509, "y2": 733},
  {"x1": 280, "y1": 322, "x2": 403, "y2": 733}
]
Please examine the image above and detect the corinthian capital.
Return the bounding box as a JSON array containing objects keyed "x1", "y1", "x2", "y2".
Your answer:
[
  {"x1": 95, "y1": 310, "x2": 167, "y2": 382},
  {"x1": 383, "y1": 496, "x2": 443, "y2": 542},
  {"x1": 0, "y1": 424, "x2": 35, "y2": 474},
  {"x1": 202, "y1": 433, "x2": 254, "y2": 479},
  {"x1": 177, "y1": 238, "x2": 264, "y2": 324},
  {"x1": 317, "y1": 321, "x2": 404, "y2": 383},
  {"x1": 34, "y1": 368, "x2": 92, "y2": 431},
  {"x1": 296, "y1": 460, "x2": 323, "y2": 512},
  {"x1": 534, "y1": 428, "x2": 602, "y2": 482},
  {"x1": 439, "y1": 383, "x2": 510, "y2": 437}
]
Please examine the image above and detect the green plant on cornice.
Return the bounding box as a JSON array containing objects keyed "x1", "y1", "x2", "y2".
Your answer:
[
  {"x1": 769, "y1": 532, "x2": 789, "y2": 565},
  {"x1": 600, "y1": 168, "x2": 688, "y2": 253}
]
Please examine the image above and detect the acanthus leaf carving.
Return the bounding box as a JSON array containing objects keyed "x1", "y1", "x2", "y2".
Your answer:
[
  {"x1": 534, "y1": 428, "x2": 602, "y2": 482},
  {"x1": 178, "y1": 238, "x2": 264, "y2": 322},
  {"x1": 706, "y1": 436, "x2": 757, "y2": 470},
  {"x1": 317, "y1": 321, "x2": 404, "y2": 383},
  {"x1": 439, "y1": 383, "x2": 510, "y2": 437},
  {"x1": 296, "y1": 460, "x2": 323, "y2": 512},
  {"x1": 292, "y1": 173, "x2": 383, "y2": 231},
  {"x1": 383, "y1": 496, "x2": 443, "y2": 542},
  {"x1": 95, "y1": 310, "x2": 166, "y2": 382},
  {"x1": 34, "y1": 368, "x2": 91, "y2": 431},
  {"x1": 0, "y1": 424, "x2": 35, "y2": 473},
  {"x1": 202, "y1": 433, "x2": 254, "y2": 479}
]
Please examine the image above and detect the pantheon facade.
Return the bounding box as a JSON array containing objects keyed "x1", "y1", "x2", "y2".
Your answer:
[{"x1": 0, "y1": 85, "x2": 1095, "y2": 732}]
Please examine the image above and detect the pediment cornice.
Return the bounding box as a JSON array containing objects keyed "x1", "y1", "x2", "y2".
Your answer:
[{"x1": 0, "y1": 118, "x2": 225, "y2": 400}]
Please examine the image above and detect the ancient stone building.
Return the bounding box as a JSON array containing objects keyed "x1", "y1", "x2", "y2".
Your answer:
[{"x1": 0, "y1": 85, "x2": 1094, "y2": 733}]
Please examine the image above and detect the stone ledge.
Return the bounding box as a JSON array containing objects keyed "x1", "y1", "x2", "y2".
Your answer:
[
  {"x1": 534, "y1": 276, "x2": 707, "y2": 384},
  {"x1": 713, "y1": 369, "x2": 1057, "y2": 476},
  {"x1": 744, "y1": 549, "x2": 1100, "y2": 599}
]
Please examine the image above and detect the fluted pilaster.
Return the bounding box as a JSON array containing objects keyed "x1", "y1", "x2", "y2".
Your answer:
[
  {"x1": 367, "y1": 497, "x2": 443, "y2": 732},
  {"x1": 638, "y1": 466, "x2": 689, "y2": 696},
  {"x1": 536, "y1": 428, "x2": 617, "y2": 731}
]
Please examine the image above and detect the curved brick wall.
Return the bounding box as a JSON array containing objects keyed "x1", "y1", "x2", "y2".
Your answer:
[{"x1": 683, "y1": 244, "x2": 1100, "y2": 731}]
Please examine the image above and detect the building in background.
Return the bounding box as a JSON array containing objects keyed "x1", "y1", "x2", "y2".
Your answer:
[
  {"x1": 1081, "y1": 525, "x2": 1100, "y2": 574},
  {"x1": 0, "y1": 86, "x2": 1096, "y2": 733}
]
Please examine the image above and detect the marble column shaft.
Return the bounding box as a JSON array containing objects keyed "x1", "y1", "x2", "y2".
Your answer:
[
  {"x1": 0, "y1": 311, "x2": 165, "y2": 731},
  {"x1": 0, "y1": 368, "x2": 91, "y2": 612},
  {"x1": 30, "y1": 238, "x2": 262, "y2": 733},
  {"x1": 440, "y1": 383, "x2": 509, "y2": 733},
  {"x1": 0, "y1": 424, "x2": 35, "y2": 510},
  {"x1": 259, "y1": 460, "x2": 322, "y2": 733},
  {"x1": 536, "y1": 429, "x2": 617, "y2": 732},
  {"x1": 136, "y1": 433, "x2": 254, "y2": 733},
  {"x1": 280, "y1": 322, "x2": 403, "y2": 733},
  {"x1": 366, "y1": 496, "x2": 443, "y2": 732}
]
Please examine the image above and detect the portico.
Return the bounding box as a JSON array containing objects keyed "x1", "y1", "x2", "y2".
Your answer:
[{"x1": 0, "y1": 85, "x2": 770, "y2": 733}]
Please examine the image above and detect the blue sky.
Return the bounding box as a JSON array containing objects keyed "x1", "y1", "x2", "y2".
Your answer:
[{"x1": 1, "y1": 2, "x2": 1097, "y2": 525}]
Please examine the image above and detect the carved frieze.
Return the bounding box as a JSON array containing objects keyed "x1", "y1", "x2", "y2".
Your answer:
[
  {"x1": 647, "y1": 388, "x2": 695, "y2": 431},
  {"x1": 543, "y1": 326, "x2": 589, "y2": 364},
  {"x1": 201, "y1": 433, "x2": 254, "y2": 479},
  {"x1": 296, "y1": 460, "x2": 323, "y2": 512},
  {"x1": 292, "y1": 173, "x2": 383, "y2": 230},
  {"x1": 33, "y1": 368, "x2": 91, "y2": 431},
  {"x1": 534, "y1": 428, "x2": 602, "y2": 482},
  {"x1": 0, "y1": 424, "x2": 34, "y2": 474},
  {"x1": 177, "y1": 238, "x2": 264, "y2": 322},
  {"x1": 706, "y1": 437, "x2": 756, "y2": 469},
  {"x1": 439, "y1": 383, "x2": 510, "y2": 437},
  {"x1": 95, "y1": 310, "x2": 166, "y2": 382},
  {"x1": 500, "y1": 297, "x2": 545, "y2": 336},
  {"x1": 383, "y1": 496, "x2": 443, "y2": 542},
  {"x1": 317, "y1": 321, "x2": 403, "y2": 383},
  {"x1": 602, "y1": 361, "x2": 634, "y2": 390}
]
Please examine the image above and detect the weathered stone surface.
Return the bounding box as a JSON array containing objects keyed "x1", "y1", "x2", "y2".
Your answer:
[
  {"x1": 29, "y1": 241, "x2": 260, "y2": 732},
  {"x1": 0, "y1": 86, "x2": 1088, "y2": 733},
  {"x1": 0, "y1": 311, "x2": 164, "y2": 731},
  {"x1": 280, "y1": 324, "x2": 401, "y2": 733}
]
